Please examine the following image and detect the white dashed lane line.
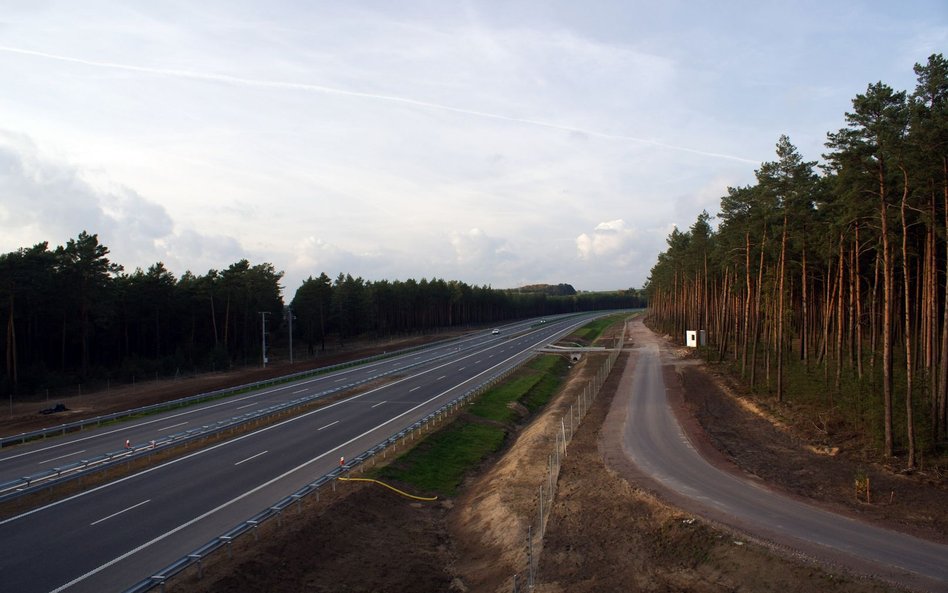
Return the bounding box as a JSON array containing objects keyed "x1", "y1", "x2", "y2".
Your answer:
[
  {"x1": 235, "y1": 451, "x2": 268, "y2": 466},
  {"x1": 90, "y1": 499, "x2": 151, "y2": 527}
]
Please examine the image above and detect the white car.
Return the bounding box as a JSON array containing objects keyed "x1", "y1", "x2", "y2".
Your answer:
[{"x1": 492, "y1": 328, "x2": 500, "y2": 335}]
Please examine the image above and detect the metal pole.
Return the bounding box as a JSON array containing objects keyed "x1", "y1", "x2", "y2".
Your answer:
[
  {"x1": 287, "y1": 306, "x2": 294, "y2": 364},
  {"x1": 260, "y1": 311, "x2": 270, "y2": 367}
]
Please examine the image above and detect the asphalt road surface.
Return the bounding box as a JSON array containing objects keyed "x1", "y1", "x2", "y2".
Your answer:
[
  {"x1": 0, "y1": 314, "x2": 602, "y2": 593},
  {"x1": 0, "y1": 318, "x2": 543, "y2": 487},
  {"x1": 617, "y1": 320, "x2": 948, "y2": 593}
]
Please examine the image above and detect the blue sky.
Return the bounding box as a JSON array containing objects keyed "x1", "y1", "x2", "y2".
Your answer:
[{"x1": 1, "y1": 1, "x2": 945, "y2": 295}]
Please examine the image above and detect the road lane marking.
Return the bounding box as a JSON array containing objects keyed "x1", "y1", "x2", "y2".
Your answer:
[
  {"x1": 335, "y1": 378, "x2": 347, "y2": 382},
  {"x1": 437, "y1": 375, "x2": 446, "y2": 381},
  {"x1": 236, "y1": 402, "x2": 257, "y2": 410},
  {"x1": 90, "y1": 499, "x2": 151, "y2": 526},
  {"x1": 293, "y1": 388, "x2": 307, "y2": 394},
  {"x1": 0, "y1": 386, "x2": 286, "y2": 463},
  {"x1": 3, "y1": 320, "x2": 566, "y2": 467},
  {"x1": 35, "y1": 322, "x2": 583, "y2": 592},
  {"x1": 38, "y1": 450, "x2": 87, "y2": 465},
  {"x1": 409, "y1": 386, "x2": 421, "y2": 392},
  {"x1": 318, "y1": 420, "x2": 340, "y2": 431},
  {"x1": 157, "y1": 421, "x2": 188, "y2": 432},
  {"x1": 457, "y1": 367, "x2": 465, "y2": 371},
  {"x1": 371, "y1": 401, "x2": 387, "y2": 408},
  {"x1": 235, "y1": 451, "x2": 268, "y2": 466}
]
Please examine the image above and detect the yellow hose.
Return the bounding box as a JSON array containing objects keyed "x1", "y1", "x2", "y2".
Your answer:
[{"x1": 338, "y1": 477, "x2": 438, "y2": 501}]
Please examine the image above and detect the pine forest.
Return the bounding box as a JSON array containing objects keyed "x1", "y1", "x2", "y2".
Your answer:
[{"x1": 646, "y1": 54, "x2": 948, "y2": 469}]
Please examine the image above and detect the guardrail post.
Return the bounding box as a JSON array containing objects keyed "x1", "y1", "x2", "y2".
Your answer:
[
  {"x1": 151, "y1": 576, "x2": 166, "y2": 592},
  {"x1": 188, "y1": 554, "x2": 203, "y2": 579},
  {"x1": 221, "y1": 536, "x2": 233, "y2": 559}
]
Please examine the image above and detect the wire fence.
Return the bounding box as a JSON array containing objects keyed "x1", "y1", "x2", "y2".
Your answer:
[
  {"x1": 120, "y1": 345, "x2": 544, "y2": 593},
  {"x1": 512, "y1": 323, "x2": 626, "y2": 592}
]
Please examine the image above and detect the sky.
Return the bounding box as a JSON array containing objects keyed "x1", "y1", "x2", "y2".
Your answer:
[{"x1": 1, "y1": 1, "x2": 946, "y2": 297}]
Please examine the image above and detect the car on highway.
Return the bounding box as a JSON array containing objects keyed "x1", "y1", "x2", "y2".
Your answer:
[{"x1": 491, "y1": 328, "x2": 500, "y2": 335}]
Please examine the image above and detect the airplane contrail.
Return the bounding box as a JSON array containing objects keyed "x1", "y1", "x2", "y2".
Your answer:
[{"x1": 0, "y1": 45, "x2": 760, "y2": 164}]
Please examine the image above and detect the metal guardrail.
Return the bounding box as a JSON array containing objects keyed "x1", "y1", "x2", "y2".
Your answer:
[
  {"x1": 1, "y1": 337, "x2": 464, "y2": 450},
  {"x1": 121, "y1": 351, "x2": 539, "y2": 593},
  {"x1": 120, "y1": 314, "x2": 608, "y2": 593},
  {"x1": 0, "y1": 344, "x2": 472, "y2": 502}
]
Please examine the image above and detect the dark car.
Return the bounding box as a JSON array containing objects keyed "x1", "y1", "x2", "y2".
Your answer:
[{"x1": 39, "y1": 403, "x2": 69, "y2": 415}]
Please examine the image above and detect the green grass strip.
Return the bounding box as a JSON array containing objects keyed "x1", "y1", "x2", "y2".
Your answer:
[
  {"x1": 376, "y1": 421, "x2": 505, "y2": 496},
  {"x1": 571, "y1": 313, "x2": 626, "y2": 343},
  {"x1": 372, "y1": 312, "x2": 633, "y2": 496},
  {"x1": 374, "y1": 354, "x2": 569, "y2": 496}
]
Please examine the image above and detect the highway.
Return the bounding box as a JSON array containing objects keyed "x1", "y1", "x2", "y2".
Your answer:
[
  {"x1": 0, "y1": 314, "x2": 600, "y2": 593},
  {"x1": 0, "y1": 318, "x2": 542, "y2": 490},
  {"x1": 616, "y1": 319, "x2": 948, "y2": 593}
]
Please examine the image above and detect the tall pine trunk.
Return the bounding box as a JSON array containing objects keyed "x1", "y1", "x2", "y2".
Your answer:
[
  {"x1": 777, "y1": 214, "x2": 788, "y2": 401},
  {"x1": 900, "y1": 168, "x2": 915, "y2": 468},
  {"x1": 880, "y1": 171, "x2": 894, "y2": 458}
]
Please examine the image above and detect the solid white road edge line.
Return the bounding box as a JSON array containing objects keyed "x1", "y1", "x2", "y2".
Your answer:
[{"x1": 37, "y1": 319, "x2": 593, "y2": 591}]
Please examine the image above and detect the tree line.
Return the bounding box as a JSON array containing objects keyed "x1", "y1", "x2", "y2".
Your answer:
[
  {"x1": 289, "y1": 275, "x2": 640, "y2": 354},
  {"x1": 0, "y1": 233, "x2": 643, "y2": 398},
  {"x1": 645, "y1": 54, "x2": 947, "y2": 468}
]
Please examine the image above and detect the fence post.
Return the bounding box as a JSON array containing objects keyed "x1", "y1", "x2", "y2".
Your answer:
[
  {"x1": 527, "y1": 524, "x2": 534, "y2": 588},
  {"x1": 560, "y1": 420, "x2": 567, "y2": 457},
  {"x1": 538, "y1": 484, "x2": 543, "y2": 535},
  {"x1": 548, "y1": 453, "x2": 553, "y2": 495}
]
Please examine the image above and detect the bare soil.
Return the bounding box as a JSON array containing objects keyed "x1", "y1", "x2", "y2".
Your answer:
[
  {"x1": 7, "y1": 322, "x2": 947, "y2": 592},
  {"x1": 674, "y1": 350, "x2": 948, "y2": 545}
]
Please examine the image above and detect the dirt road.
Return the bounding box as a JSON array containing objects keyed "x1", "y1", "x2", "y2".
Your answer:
[
  {"x1": 85, "y1": 319, "x2": 948, "y2": 592},
  {"x1": 601, "y1": 319, "x2": 947, "y2": 592}
]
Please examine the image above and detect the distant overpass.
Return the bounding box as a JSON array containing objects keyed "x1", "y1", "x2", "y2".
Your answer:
[{"x1": 537, "y1": 343, "x2": 610, "y2": 362}]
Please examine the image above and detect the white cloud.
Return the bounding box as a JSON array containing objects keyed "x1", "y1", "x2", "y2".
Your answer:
[
  {"x1": 576, "y1": 219, "x2": 636, "y2": 262},
  {"x1": 0, "y1": 129, "x2": 248, "y2": 279},
  {"x1": 0, "y1": 130, "x2": 113, "y2": 249},
  {"x1": 451, "y1": 228, "x2": 514, "y2": 269},
  {"x1": 0, "y1": 1, "x2": 943, "y2": 294}
]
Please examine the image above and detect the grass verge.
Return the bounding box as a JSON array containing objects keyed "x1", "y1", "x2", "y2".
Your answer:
[
  {"x1": 571, "y1": 313, "x2": 628, "y2": 343},
  {"x1": 375, "y1": 355, "x2": 570, "y2": 496}
]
